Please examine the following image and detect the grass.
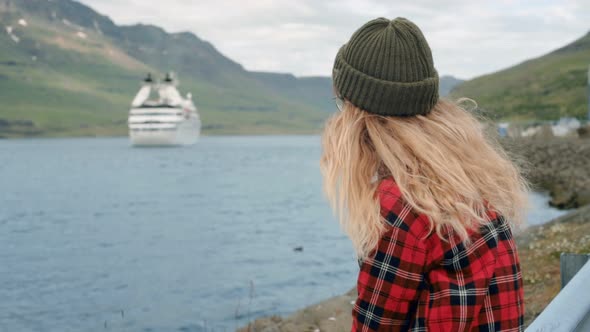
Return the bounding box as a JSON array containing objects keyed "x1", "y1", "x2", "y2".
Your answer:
[
  {"x1": 452, "y1": 31, "x2": 590, "y2": 121},
  {"x1": 517, "y1": 213, "x2": 590, "y2": 325}
]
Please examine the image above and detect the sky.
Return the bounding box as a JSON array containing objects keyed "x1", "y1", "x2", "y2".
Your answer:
[{"x1": 78, "y1": 0, "x2": 590, "y2": 80}]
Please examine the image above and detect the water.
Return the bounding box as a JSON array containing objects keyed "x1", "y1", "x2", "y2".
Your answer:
[
  {"x1": 0, "y1": 136, "x2": 567, "y2": 332},
  {"x1": 527, "y1": 191, "x2": 569, "y2": 226}
]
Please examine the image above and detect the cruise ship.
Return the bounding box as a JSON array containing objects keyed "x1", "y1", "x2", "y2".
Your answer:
[{"x1": 128, "y1": 73, "x2": 200, "y2": 146}]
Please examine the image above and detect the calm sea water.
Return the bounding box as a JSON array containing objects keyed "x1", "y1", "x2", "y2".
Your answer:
[{"x1": 0, "y1": 136, "x2": 567, "y2": 332}]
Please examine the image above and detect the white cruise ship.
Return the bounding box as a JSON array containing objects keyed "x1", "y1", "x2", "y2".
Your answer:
[{"x1": 128, "y1": 73, "x2": 200, "y2": 146}]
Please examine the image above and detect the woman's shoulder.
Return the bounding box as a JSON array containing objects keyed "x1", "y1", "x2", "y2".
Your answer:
[
  {"x1": 376, "y1": 176, "x2": 403, "y2": 208},
  {"x1": 377, "y1": 177, "x2": 504, "y2": 234},
  {"x1": 377, "y1": 177, "x2": 431, "y2": 239}
]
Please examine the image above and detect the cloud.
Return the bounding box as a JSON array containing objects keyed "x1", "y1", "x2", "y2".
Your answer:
[{"x1": 78, "y1": 0, "x2": 590, "y2": 79}]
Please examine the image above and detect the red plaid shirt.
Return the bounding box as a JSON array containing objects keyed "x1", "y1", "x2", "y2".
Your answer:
[{"x1": 353, "y1": 178, "x2": 524, "y2": 331}]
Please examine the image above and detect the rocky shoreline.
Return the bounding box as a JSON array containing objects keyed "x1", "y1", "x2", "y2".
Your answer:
[
  {"x1": 500, "y1": 137, "x2": 590, "y2": 209},
  {"x1": 239, "y1": 136, "x2": 590, "y2": 331}
]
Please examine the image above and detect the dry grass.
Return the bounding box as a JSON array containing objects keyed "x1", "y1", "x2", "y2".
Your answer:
[{"x1": 516, "y1": 206, "x2": 590, "y2": 325}]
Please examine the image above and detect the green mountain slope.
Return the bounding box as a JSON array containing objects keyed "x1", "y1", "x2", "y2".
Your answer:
[
  {"x1": 452, "y1": 31, "x2": 590, "y2": 121},
  {"x1": 0, "y1": 0, "x2": 466, "y2": 137},
  {"x1": 0, "y1": 0, "x2": 332, "y2": 137}
]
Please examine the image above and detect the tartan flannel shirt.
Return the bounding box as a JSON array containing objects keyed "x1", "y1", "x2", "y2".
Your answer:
[{"x1": 353, "y1": 178, "x2": 524, "y2": 331}]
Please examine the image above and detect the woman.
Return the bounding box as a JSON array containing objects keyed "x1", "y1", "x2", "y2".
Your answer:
[{"x1": 321, "y1": 18, "x2": 528, "y2": 331}]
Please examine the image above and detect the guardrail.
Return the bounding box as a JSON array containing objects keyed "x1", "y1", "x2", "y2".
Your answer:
[{"x1": 526, "y1": 253, "x2": 590, "y2": 332}]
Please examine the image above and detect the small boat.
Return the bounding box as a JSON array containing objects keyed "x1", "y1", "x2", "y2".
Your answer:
[{"x1": 128, "y1": 73, "x2": 200, "y2": 146}]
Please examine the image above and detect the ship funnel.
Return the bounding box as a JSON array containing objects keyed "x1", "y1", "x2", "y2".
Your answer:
[
  {"x1": 164, "y1": 72, "x2": 174, "y2": 83},
  {"x1": 144, "y1": 73, "x2": 154, "y2": 83}
]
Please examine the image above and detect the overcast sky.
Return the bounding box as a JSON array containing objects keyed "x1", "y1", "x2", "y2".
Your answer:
[{"x1": 78, "y1": 0, "x2": 590, "y2": 80}]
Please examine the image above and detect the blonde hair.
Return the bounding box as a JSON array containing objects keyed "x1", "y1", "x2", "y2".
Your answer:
[{"x1": 320, "y1": 98, "x2": 529, "y2": 259}]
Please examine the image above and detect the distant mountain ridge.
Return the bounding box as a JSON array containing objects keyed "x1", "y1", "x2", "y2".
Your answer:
[
  {"x1": 0, "y1": 0, "x2": 333, "y2": 137},
  {"x1": 452, "y1": 30, "x2": 590, "y2": 121},
  {"x1": 439, "y1": 75, "x2": 464, "y2": 97},
  {"x1": 0, "y1": 0, "x2": 464, "y2": 137}
]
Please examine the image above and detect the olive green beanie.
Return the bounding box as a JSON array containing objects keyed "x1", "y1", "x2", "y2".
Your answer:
[{"x1": 332, "y1": 17, "x2": 439, "y2": 116}]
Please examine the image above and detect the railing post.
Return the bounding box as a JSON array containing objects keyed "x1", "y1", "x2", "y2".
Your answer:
[{"x1": 560, "y1": 253, "x2": 590, "y2": 288}]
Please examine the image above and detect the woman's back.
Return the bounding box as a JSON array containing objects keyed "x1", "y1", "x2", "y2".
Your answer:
[{"x1": 353, "y1": 178, "x2": 524, "y2": 331}]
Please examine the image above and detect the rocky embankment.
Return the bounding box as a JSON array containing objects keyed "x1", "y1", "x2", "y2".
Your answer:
[
  {"x1": 501, "y1": 137, "x2": 590, "y2": 209},
  {"x1": 239, "y1": 136, "x2": 590, "y2": 331}
]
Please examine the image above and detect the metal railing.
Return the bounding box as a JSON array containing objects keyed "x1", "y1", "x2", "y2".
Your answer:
[{"x1": 526, "y1": 253, "x2": 590, "y2": 332}]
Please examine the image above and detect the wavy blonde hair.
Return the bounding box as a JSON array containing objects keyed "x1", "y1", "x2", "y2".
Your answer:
[{"x1": 320, "y1": 98, "x2": 529, "y2": 259}]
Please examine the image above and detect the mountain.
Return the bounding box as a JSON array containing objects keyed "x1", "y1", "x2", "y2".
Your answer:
[
  {"x1": 0, "y1": 0, "x2": 466, "y2": 138},
  {"x1": 439, "y1": 75, "x2": 464, "y2": 97},
  {"x1": 0, "y1": 0, "x2": 333, "y2": 137},
  {"x1": 451, "y1": 31, "x2": 590, "y2": 121}
]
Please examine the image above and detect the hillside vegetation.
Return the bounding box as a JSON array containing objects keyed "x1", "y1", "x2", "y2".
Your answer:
[
  {"x1": 452, "y1": 31, "x2": 590, "y2": 121},
  {"x1": 0, "y1": 0, "x2": 332, "y2": 137},
  {"x1": 0, "y1": 0, "x2": 471, "y2": 137}
]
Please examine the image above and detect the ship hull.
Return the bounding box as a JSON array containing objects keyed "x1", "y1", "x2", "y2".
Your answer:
[{"x1": 128, "y1": 107, "x2": 200, "y2": 147}]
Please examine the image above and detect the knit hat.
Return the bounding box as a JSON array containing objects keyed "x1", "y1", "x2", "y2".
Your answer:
[{"x1": 332, "y1": 17, "x2": 439, "y2": 116}]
